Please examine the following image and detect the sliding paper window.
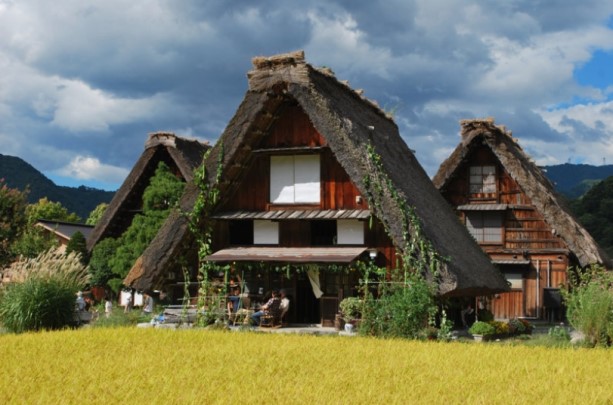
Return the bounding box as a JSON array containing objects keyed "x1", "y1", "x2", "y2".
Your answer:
[
  {"x1": 466, "y1": 211, "x2": 502, "y2": 243},
  {"x1": 270, "y1": 155, "x2": 320, "y2": 203}
]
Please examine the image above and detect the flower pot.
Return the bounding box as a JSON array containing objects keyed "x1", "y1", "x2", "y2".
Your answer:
[{"x1": 344, "y1": 323, "x2": 354, "y2": 333}]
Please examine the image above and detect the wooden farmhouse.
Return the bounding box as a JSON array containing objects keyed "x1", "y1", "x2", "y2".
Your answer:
[
  {"x1": 434, "y1": 119, "x2": 612, "y2": 320},
  {"x1": 35, "y1": 220, "x2": 93, "y2": 253},
  {"x1": 86, "y1": 132, "x2": 210, "y2": 251},
  {"x1": 124, "y1": 51, "x2": 508, "y2": 326}
]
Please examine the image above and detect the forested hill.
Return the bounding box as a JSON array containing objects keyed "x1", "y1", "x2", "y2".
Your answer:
[
  {"x1": 0, "y1": 154, "x2": 115, "y2": 219},
  {"x1": 544, "y1": 163, "x2": 613, "y2": 198}
]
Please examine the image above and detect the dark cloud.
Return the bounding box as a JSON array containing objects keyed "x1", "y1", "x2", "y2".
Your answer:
[{"x1": 1, "y1": 0, "x2": 612, "y2": 189}]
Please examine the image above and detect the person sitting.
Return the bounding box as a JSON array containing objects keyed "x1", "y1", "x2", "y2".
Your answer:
[
  {"x1": 279, "y1": 289, "x2": 290, "y2": 324},
  {"x1": 251, "y1": 289, "x2": 281, "y2": 326},
  {"x1": 227, "y1": 286, "x2": 241, "y2": 317}
]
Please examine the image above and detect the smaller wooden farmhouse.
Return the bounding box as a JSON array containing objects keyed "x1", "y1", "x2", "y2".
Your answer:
[
  {"x1": 36, "y1": 220, "x2": 93, "y2": 252},
  {"x1": 434, "y1": 119, "x2": 612, "y2": 320},
  {"x1": 86, "y1": 132, "x2": 210, "y2": 251},
  {"x1": 124, "y1": 52, "x2": 508, "y2": 326}
]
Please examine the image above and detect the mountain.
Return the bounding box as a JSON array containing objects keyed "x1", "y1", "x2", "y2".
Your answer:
[
  {"x1": 543, "y1": 163, "x2": 613, "y2": 198},
  {"x1": 0, "y1": 154, "x2": 115, "y2": 219}
]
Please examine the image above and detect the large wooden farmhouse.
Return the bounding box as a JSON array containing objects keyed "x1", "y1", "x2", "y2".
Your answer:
[
  {"x1": 434, "y1": 119, "x2": 611, "y2": 320},
  {"x1": 124, "y1": 52, "x2": 508, "y2": 326},
  {"x1": 86, "y1": 132, "x2": 210, "y2": 251}
]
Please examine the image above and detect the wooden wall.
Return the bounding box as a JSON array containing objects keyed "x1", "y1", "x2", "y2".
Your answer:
[{"x1": 442, "y1": 145, "x2": 573, "y2": 319}]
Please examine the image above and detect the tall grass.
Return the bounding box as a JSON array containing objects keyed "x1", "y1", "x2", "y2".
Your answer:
[{"x1": 0, "y1": 328, "x2": 611, "y2": 404}]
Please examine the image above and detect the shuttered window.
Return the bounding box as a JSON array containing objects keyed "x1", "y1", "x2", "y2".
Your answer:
[
  {"x1": 466, "y1": 211, "x2": 502, "y2": 243},
  {"x1": 469, "y1": 165, "x2": 496, "y2": 193},
  {"x1": 270, "y1": 155, "x2": 320, "y2": 204}
]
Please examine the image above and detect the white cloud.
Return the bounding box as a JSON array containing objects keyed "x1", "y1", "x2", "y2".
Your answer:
[
  {"x1": 56, "y1": 155, "x2": 129, "y2": 184},
  {"x1": 51, "y1": 80, "x2": 169, "y2": 133}
]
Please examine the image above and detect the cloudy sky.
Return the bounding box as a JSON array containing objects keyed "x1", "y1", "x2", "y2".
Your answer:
[{"x1": 1, "y1": 0, "x2": 612, "y2": 191}]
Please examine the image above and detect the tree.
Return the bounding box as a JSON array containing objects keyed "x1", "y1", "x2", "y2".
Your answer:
[
  {"x1": 573, "y1": 176, "x2": 613, "y2": 258},
  {"x1": 88, "y1": 162, "x2": 185, "y2": 289},
  {"x1": 88, "y1": 237, "x2": 120, "y2": 287},
  {"x1": 86, "y1": 203, "x2": 108, "y2": 225},
  {"x1": 65, "y1": 231, "x2": 89, "y2": 264},
  {"x1": 11, "y1": 197, "x2": 82, "y2": 258},
  {"x1": 25, "y1": 197, "x2": 81, "y2": 225},
  {"x1": 0, "y1": 179, "x2": 28, "y2": 266}
]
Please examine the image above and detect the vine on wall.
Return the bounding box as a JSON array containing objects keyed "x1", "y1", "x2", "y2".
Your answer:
[
  {"x1": 361, "y1": 142, "x2": 446, "y2": 283},
  {"x1": 184, "y1": 144, "x2": 226, "y2": 326}
]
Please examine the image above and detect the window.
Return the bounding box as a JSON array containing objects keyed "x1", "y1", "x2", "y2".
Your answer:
[
  {"x1": 469, "y1": 165, "x2": 496, "y2": 193},
  {"x1": 337, "y1": 220, "x2": 364, "y2": 245},
  {"x1": 311, "y1": 220, "x2": 336, "y2": 246},
  {"x1": 505, "y1": 273, "x2": 523, "y2": 289},
  {"x1": 254, "y1": 220, "x2": 279, "y2": 245},
  {"x1": 229, "y1": 220, "x2": 253, "y2": 245},
  {"x1": 270, "y1": 155, "x2": 320, "y2": 204},
  {"x1": 466, "y1": 211, "x2": 502, "y2": 243}
]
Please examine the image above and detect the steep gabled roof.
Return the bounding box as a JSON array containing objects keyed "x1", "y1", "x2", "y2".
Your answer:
[
  {"x1": 36, "y1": 220, "x2": 94, "y2": 242},
  {"x1": 86, "y1": 132, "x2": 209, "y2": 251},
  {"x1": 433, "y1": 118, "x2": 611, "y2": 268},
  {"x1": 125, "y1": 51, "x2": 508, "y2": 296}
]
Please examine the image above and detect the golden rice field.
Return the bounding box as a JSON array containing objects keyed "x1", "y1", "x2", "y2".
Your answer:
[{"x1": 1, "y1": 328, "x2": 612, "y2": 404}]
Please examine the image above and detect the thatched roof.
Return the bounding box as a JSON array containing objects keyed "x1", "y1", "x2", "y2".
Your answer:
[
  {"x1": 86, "y1": 132, "x2": 209, "y2": 251},
  {"x1": 433, "y1": 118, "x2": 611, "y2": 268},
  {"x1": 125, "y1": 51, "x2": 508, "y2": 296}
]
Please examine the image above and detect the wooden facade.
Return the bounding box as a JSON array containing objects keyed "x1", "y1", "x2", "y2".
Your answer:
[
  {"x1": 432, "y1": 115, "x2": 613, "y2": 319},
  {"x1": 440, "y1": 144, "x2": 570, "y2": 319},
  {"x1": 212, "y1": 105, "x2": 396, "y2": 325}
]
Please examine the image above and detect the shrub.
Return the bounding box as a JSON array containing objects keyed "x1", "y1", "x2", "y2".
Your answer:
[
  {"x1": 360, "y1": 274, "x2": 436, "y2": 339},
  {"x1": 339, "y1": 297, "x2": 363, "y2": 323},
  {"x1": 563, "y1": 264, "x2": 613, "y2": 347},
  {"x1": 0, "y1": 251, "x2": 89, "y2": 333},
  {"x1": 508, "y1": 318, "x2": 526, "y2": 334},
  {"x1": 489, "y1": 320, "x2": 509, "y2": 335},
  {"x1": 548, "y1": 325, "x2": 571, "y2": 341},
  {"x1": 0, "y1": 276, "x2": 78, "y2": 333},
  {"x1": 469, "y1": 321, "x2": 496, "y2": 336}
]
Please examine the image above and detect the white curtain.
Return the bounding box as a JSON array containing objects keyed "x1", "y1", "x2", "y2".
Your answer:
[{"x1": 306, "y1": 265, "x2": 324, "y2": 299}]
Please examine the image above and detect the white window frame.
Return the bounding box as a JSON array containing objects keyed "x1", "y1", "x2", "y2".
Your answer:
[
  {"x1": 337, "y1": 220, "x2": 364, "y2": 245},
  {"x1": 270, "y1": 155, "x2": 320, "y2": 204},
  {"x1": 469, "y1": 165, "x2": 496, "y2": 194},
  {"x1": 466, "y1": 211, "x2": 503, "y2": 243},
  {"x1": 253, "y1": 220, "x2": 279, "y2": 245}
]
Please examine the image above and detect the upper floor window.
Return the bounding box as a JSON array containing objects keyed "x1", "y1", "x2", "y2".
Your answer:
[
  {"x1": 270, "y1": 155, "x2": 320, "y2": 204},
  {"x1": 466, "y1": 211, "x2": 502, "y2": 243},
  {"x1": 469, "y1": 165, "x2": 496, "y2": 194}
]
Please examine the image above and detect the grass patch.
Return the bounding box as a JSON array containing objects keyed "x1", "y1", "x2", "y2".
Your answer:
[{"x1": 1, "y1": 328, "x2": 612, "y2": 404}]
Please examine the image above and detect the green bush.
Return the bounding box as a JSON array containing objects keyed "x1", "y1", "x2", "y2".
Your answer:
[
  {"x1": 360, "y1": 274, "x2": 436, "y2": 339},
  {"x1": 563, "y1": 265, "x2": 613, "y2": 347},
  {"x1": 339, "y1": 297, "x2": 363, "y2": 323},
  {"x1": 469, "y1": 321, "x2": 496, "y2": 336},
  {"x1": 0, "y1": 277, "x2": 77, "y2": 333},
  {"x1": 0, "y1": 251, "x2": 89, "y2": 333}
]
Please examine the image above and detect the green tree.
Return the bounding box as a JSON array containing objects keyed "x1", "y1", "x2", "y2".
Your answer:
[
  {"x1": 25, "y1": 197, "x2": 81, "y2": 225},
  {"x1": 65, "y1": 231, "x2": 88, "y2": 264},
  {"x1": 86, "y1": 203, "x2": 108, "y2": 225},
  {"x1": 573, "y1": 176, "x2": 613, "y2": 258},
  {"x1": 89, "y1": 162, "x2": 185, "y2": 289},
  {"x1": 12, "y1": 198, "x2": 82, "y2": 258},
  {"x1": 0, "y1": 179, "x2": 28, "y2": 266},
  {"x1": 88, "y1": 237, "x2": 120, "y2": 287}
]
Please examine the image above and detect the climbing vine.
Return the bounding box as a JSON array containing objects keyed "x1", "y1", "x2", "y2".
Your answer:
[
  {"x1": 184, "y1": 144, "x2": 226, "y2": 326},
  {"x1": 362, "y1": 142, "x2": 446, "y2": 283}
]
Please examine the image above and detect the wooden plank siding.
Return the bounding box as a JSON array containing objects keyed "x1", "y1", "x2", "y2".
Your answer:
[
  {"x1": 442, "y1": 145, "x2": 572, "y2": 319},
  {"x1": 215, "y1": 104, "x2": 397, "y2": 270}
]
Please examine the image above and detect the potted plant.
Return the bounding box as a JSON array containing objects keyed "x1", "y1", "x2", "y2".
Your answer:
[
  {"x1": 339, "y1": 297, "x2": 362, "y2": 332},
  {"x1": 469, "y1": 321, "x2": 496, "y2": 342}
]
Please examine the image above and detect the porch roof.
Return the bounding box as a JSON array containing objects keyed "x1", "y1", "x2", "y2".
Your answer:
[
  {"x1": 211, "y1": 209, "x2": 371, "y2": 220},
  {"x1": 492, "y1": 259, "x2": 531, "y2": 265},
  {"x1": 205, "y1": 247, "x2": 368, "y2": 263}
]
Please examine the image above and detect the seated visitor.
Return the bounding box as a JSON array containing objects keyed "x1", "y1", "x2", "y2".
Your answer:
[
  {"x1": 251, "y1": 289, "x2": 281, "y2": 326},
  {"x1": 227, "y1": 286, "x2": 241, "y2": 315}
]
